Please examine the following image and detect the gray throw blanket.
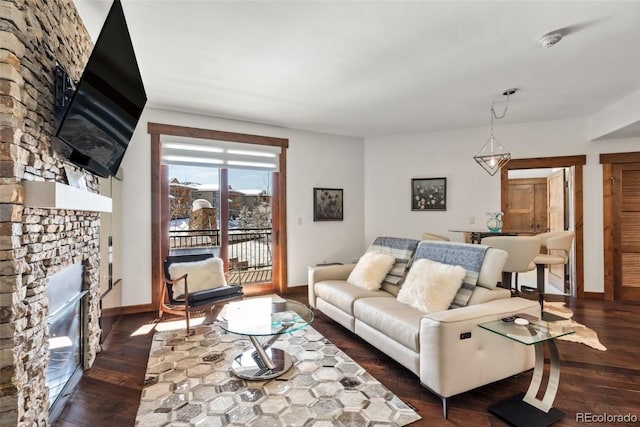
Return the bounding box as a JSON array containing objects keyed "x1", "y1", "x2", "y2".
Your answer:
[
  {"x1": 367, "y1": 236, "x2": 420, "y2": 294},
  {"x1": 414, "y1": 241, "x2": 488, "y2": 308}
]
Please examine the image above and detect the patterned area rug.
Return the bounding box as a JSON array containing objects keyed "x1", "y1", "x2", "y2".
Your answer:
[
  {"x1": 544, "y1": 302, "x2": 607, "y2": 351},
  {"x1": 135, "y1": 323, "x2": 421, "y2": 426}
]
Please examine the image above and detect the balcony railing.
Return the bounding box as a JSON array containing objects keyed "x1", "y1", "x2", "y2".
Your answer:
[{"x1": 169, "y1": 228, "x2": 272, "y2": 269}]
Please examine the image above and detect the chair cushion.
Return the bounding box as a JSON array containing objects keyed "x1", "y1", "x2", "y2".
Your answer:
[
  {"x1": 187, "y1": 285, "x2": 242, "y2": 305},
  {"x1": 533, "y1": 254, "x2": 566, "y2": 265},
  {"x1": 347, "y1": 251, "x2": 396, "y2": 290},
  {"x1": 397, "y1": 259, "x2": 466, "y2": 313},
  {"x1": 353, "y1": 297, "x2": 422, "y2": 352},
  {"x1": 315, "y1": 280, "x2": 392, "y2": 315},
  {"x1": 169, "y1": 257, "x2": 226, "y2": 296}
]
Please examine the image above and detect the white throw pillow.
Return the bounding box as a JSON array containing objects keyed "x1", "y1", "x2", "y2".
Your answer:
[
  {"x1": 168, "y1": 257, "x2": 226, "y2": 296},
  {"x1": 397, "y1": 258, "x2": 466, "y2": 313},
  {"x1": 347, "y1": 251, "x2": 396, "y2": 291}
]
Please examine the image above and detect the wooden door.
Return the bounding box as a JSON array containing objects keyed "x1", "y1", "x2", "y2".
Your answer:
[
  {"x1": 547, "y1": 169, "x2": 566, "y2": 288},
  {"x1": 533, "y1": 182, "x2": 548, "y2": 233},
  {"x1": 507, "y1": 178, "x2": 547, "y2": 233},
  {"x1": 508, "y1": 182, "x2": 534, "y2": 232},
  {"x1": 613, "y1": 163, "x2": 640, "y2": 301}
]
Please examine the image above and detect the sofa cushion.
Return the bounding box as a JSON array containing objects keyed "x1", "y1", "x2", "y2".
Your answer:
[
  {"x1": 347, "y1": 251, "x2": 396, "y2": 290},
  {"x1": 367, "y1": 236, "x2": 420, "y2": 296},
  {"x1": 397, "y1": 259, "x2": 466, "y2": 313},
  {"x1": 467, "y1": 286, "x2": 511, "y2": 305},
  {"x1": 353, "y1": 297, "x2": 422, "y2": 352},
  {"x1": 168, "y1": 257, "x2": 226, "y2": 296},
  {"x1": 315, "y1": 280, "x2": 392, "y2": 315},
  {"x1": 414, "y1": 241, "x2": 488, "y2": 308}
]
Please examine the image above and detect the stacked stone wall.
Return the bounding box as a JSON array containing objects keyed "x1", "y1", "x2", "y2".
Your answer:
[{"x1": 0, "y1": 1, "x2": 100, "y2": 425}]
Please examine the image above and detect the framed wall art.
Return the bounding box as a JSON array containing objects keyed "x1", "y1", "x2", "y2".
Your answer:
[
  {"x1": 411, "y1": 178, "x2": 446, "y2": 211},
  {"x1": 313, "y1": 188, "x2": 343, "y2": 221}
]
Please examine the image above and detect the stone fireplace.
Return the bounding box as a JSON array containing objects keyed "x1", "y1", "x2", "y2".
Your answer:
[{"x1": 0, "y1": 1, "x2": 103, "y2": 426}]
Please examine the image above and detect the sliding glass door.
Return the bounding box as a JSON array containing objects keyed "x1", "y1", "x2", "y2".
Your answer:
[
  {"x1": 162, "y1": 135, "x2": 282, "y2": 296},
  {"x1": 219, "y1": 167, "x2": 276, "y2": 293}
]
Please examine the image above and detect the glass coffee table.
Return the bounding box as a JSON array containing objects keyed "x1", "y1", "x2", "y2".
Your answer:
[
  {"x1": 218, "y1": 298, "x2": 314, "y2": 380},
  {"x1": 479, "y1": 317, "x2": 575, "y2": 427}
]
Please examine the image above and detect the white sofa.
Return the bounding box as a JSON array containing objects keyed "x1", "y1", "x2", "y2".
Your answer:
[{"x1": 308, "y1": 238, "x2": 540, "y2": 417}]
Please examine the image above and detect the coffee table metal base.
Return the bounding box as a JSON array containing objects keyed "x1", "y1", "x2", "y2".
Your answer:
[{"x1": 231, "y1": 348, "x2": 292, "y2": 380}]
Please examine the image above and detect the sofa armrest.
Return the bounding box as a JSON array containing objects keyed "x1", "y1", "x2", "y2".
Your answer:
[
  {"x1": 422, "y1": 297, "x2": 539, "y2": 323},
  {"x1": 419, "y1": 297, "x2": 540, "y2": 398},
  {"x1": 307, "y1": 263, "x2": 356, "y2": 308}
]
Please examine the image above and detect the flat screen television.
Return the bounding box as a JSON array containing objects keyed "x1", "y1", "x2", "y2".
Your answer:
[{"x1": 54, "y1": 0, "x2": 147, "y2": 178}]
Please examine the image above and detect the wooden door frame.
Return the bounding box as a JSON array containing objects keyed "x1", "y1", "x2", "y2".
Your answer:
[
  {"x1": 600, "y1": 151, "x2": 640, "y2": 301},
  {"x1": 149, "y1": 122, "x2": 289, "y2": 312},
  {"x1": 500, "y1": 155, "x2": 586, "y2": 298}
]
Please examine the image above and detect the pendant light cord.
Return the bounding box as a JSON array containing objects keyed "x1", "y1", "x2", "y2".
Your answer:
[{"x1": 490, "y1": 92, "x2": 512, "y2": 134}]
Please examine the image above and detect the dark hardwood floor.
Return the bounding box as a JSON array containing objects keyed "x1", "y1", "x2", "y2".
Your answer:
[{"x1": 53, "y1": 289, "x2": 640, "y2": 427}]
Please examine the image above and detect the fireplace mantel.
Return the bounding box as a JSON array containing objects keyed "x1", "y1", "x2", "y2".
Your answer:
[{"x1": 24, "y1": 181, "x2": 112, "y2": 212}]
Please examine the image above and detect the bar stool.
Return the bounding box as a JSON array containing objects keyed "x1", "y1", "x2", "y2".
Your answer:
[
  {"x1": 532, "y1": 231, "x2": 575, "y2": 321},
  {"x1": 481, "y1": 236, "x2": 541, "y2": 293}
]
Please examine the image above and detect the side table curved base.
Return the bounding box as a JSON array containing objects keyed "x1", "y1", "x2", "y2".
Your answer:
[
  {"x1": 489, "y1": 392, "x2": 564, "y2": 427},
  {"x1": 231, "y1": 349, "x2": 292, "y2": 380}
]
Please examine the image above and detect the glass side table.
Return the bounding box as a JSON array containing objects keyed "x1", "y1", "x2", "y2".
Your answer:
[
  {"x1": 479, "y1": 318, "x2": 576, "y2": 427},
  {"x1": 219, "y1": 298, "x2": 314, "y2": 380}
]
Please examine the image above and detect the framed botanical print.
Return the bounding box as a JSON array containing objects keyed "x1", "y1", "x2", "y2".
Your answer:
[
  {"x1": 313, "y1": 188, "x2": 343, "y2": 221},
  {"x1": 411, "y1": 178, "x2": 446, "y2": 211}
]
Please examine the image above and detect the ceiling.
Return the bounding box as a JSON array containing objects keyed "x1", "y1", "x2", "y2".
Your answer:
[{"x1": 73, "y1": 1, "x2": 640, "y2": 138}]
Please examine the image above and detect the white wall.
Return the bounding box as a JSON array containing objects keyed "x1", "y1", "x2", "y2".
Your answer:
[
  {"x1": 117, "y1": 108, "x2": 638, "y2": 305},
  {"x1": 117, "y1": 107, "x2": 363, "y2": 306},
  {"x1": 364, "y1": 117, "x2": 640, "y2": 293}
]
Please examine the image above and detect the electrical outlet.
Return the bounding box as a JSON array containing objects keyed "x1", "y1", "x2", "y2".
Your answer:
[
  {"x1": 297, "y1": 217, "x2": 302, "y2": 225},
  {"x1": 469, "y1": 216, "x2": 475, "y2": 224}
]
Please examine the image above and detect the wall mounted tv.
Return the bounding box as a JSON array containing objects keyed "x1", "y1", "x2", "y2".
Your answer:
[{"x1": 54, "y1": 0, "x2": 147, "y2": 178}]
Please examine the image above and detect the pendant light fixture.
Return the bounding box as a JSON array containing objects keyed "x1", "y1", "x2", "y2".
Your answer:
[{"x1": 473, "y1": 89, "x2": 517, "y2": 176}]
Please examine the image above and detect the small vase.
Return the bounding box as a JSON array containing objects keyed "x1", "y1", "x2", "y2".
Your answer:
[{"x1": 486, "y1": 212, "x2": 503, "y2": 232}]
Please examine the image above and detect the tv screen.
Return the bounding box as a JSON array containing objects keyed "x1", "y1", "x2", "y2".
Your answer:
[{"x1": 55, "y1": 0, "x2": 147, "y2": 178}]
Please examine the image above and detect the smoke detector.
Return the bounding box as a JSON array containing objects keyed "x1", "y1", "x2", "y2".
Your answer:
[{"x1": 538, "y1": 32, "x2": 562, "y2": 48}]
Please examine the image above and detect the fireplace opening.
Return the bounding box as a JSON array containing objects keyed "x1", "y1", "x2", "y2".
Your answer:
[{"x1": 45, "y1": 262, "x2": 87, "y2": 421}]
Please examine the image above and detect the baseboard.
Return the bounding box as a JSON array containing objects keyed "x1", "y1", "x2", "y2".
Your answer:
[
  {"x1": 582, "y1": 292, "x2": 604, "y2": 300},
  {"x1": 281, "y1": 285, "x2": 307, "y2": 296},
  {"x1": 119, "y1": 303, "x2": 155, "y2": 314}
]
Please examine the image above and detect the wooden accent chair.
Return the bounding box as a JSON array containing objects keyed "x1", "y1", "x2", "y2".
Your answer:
[{"x1": 161, "y1": 253, "x2": 243, "y2": 334}]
